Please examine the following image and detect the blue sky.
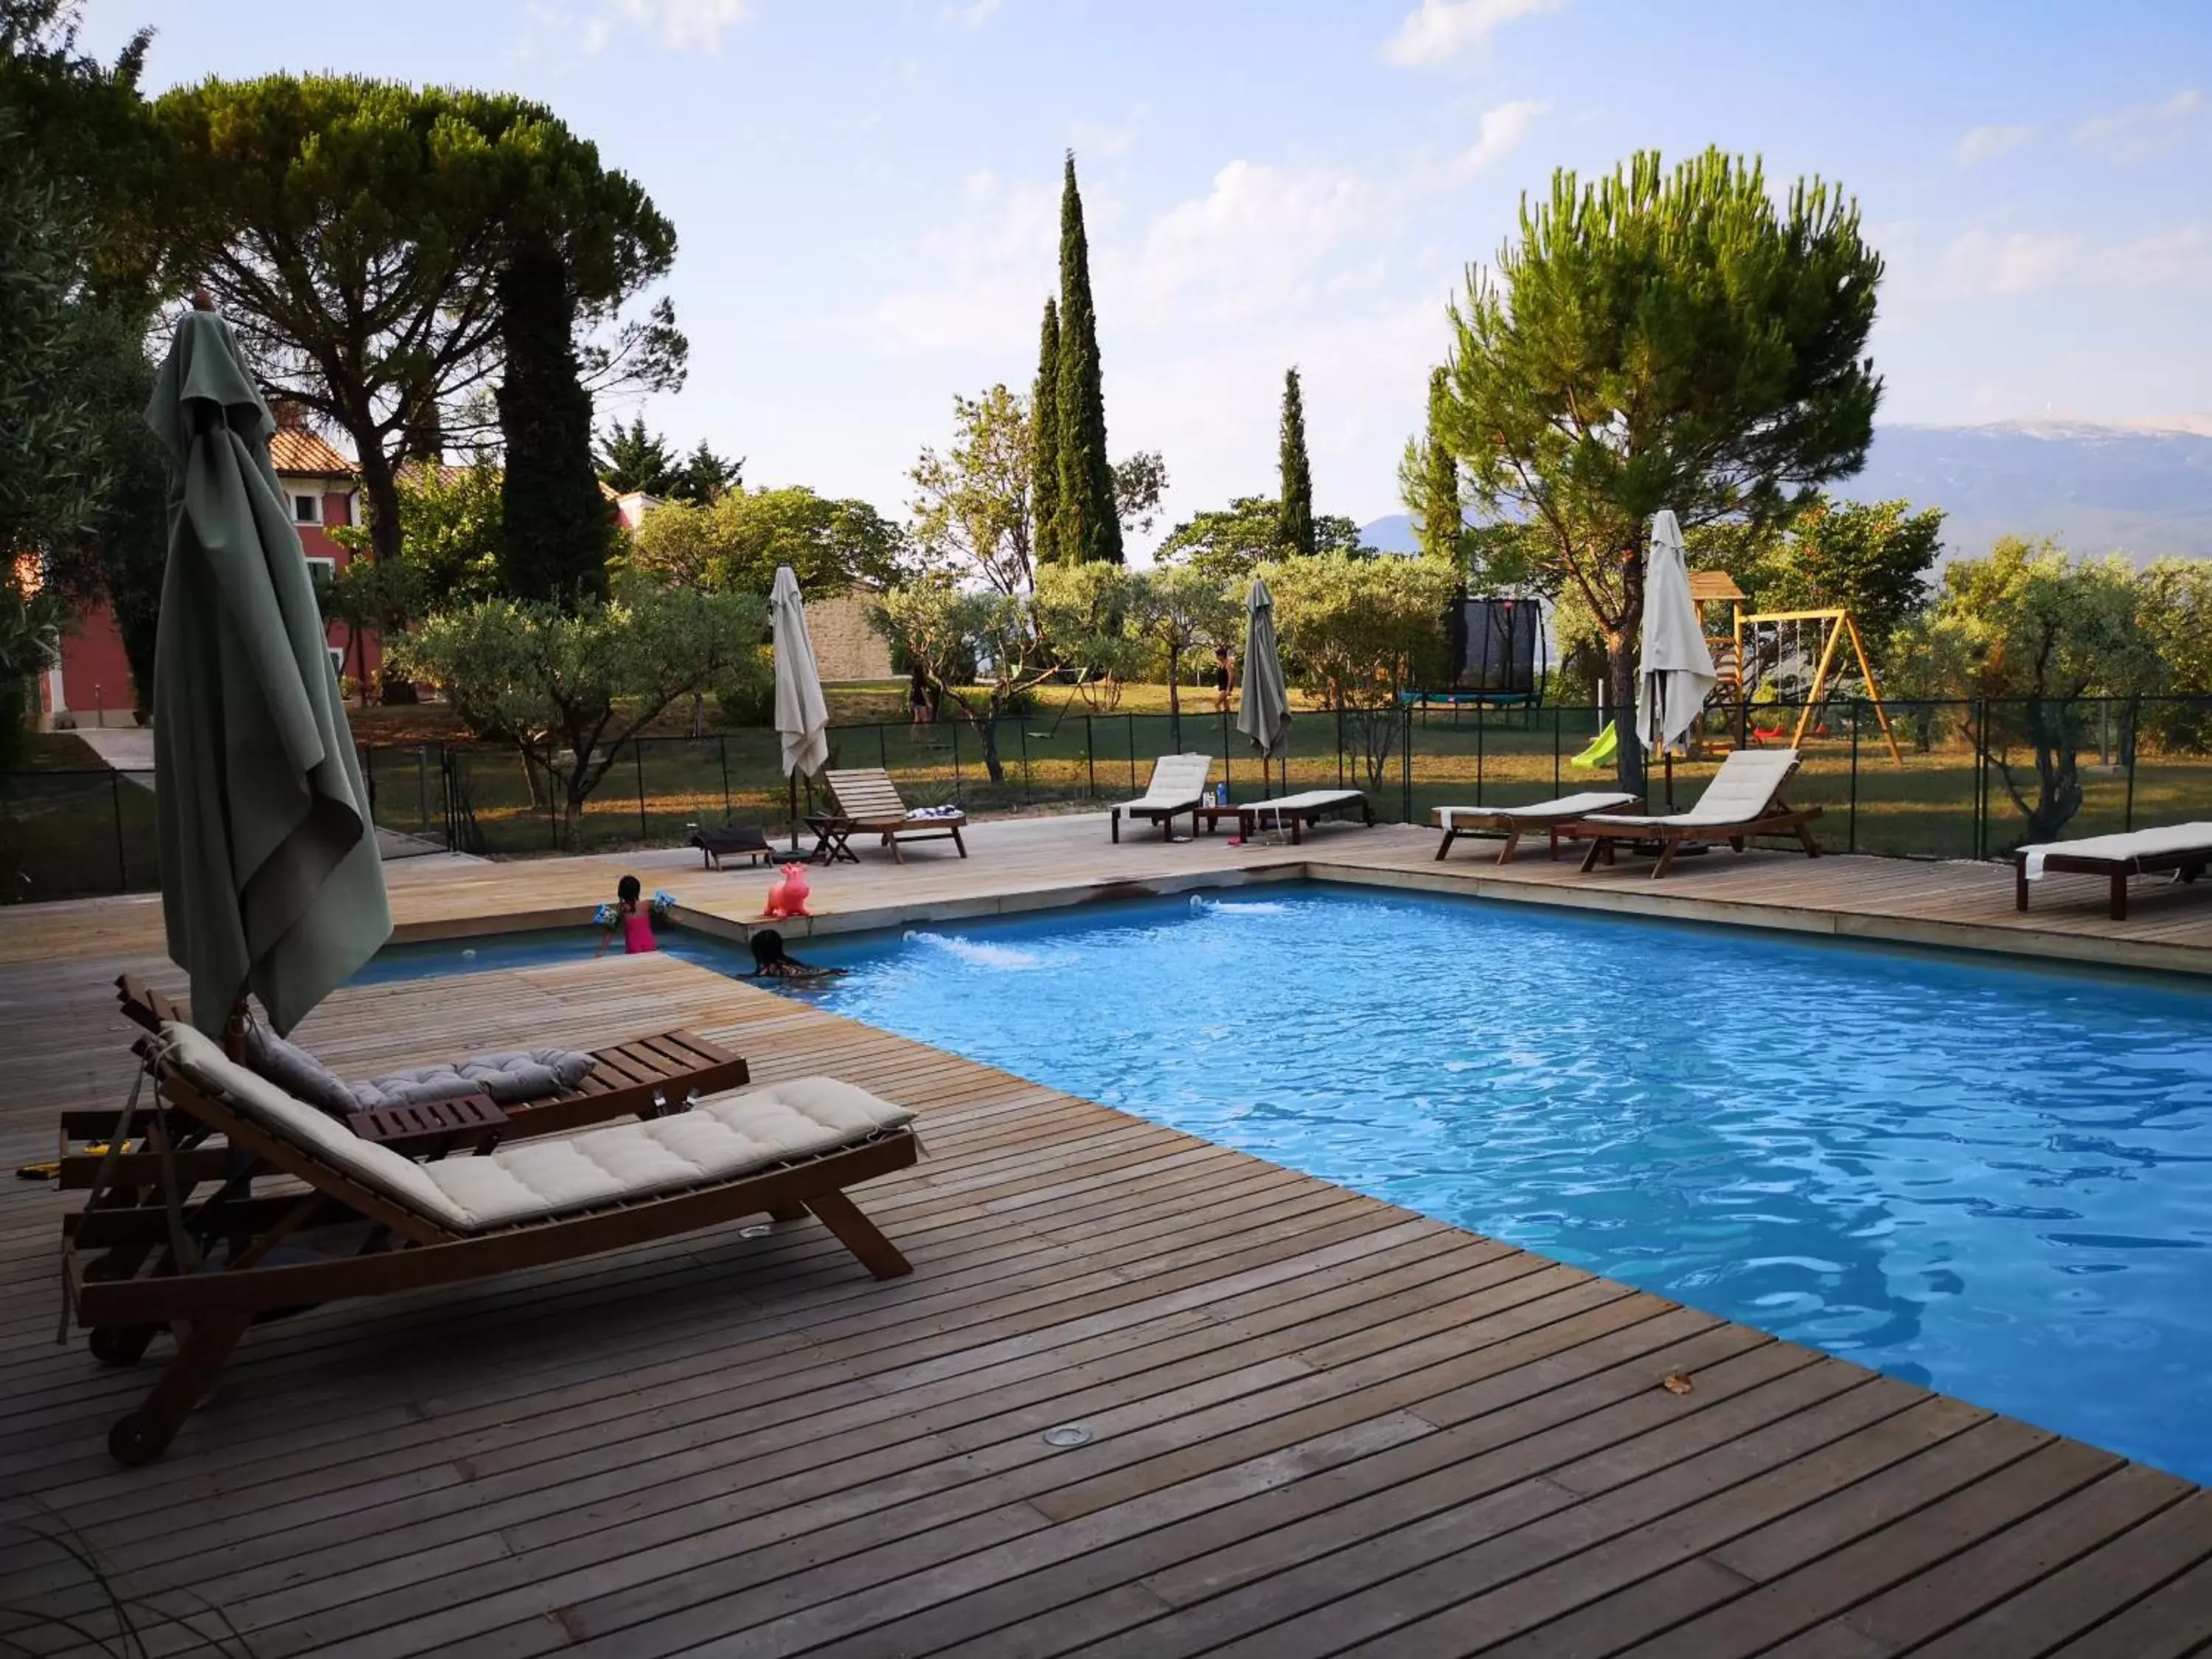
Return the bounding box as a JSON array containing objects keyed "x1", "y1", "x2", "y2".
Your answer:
[{"x1": 83, "y1": 0, "x2": 2212, "y2": 552}]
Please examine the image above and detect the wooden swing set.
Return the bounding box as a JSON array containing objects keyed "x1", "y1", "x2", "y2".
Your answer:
[{"x1": 1688, "y1": 572, "x2": 1904, "y2": 765}]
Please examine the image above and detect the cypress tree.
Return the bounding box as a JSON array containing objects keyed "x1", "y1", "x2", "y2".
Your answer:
[
  {"x1": 1416, "y1": 366, "x2": 1462, "y2": 563},
  {"x1": 1277, "y1": 366, "x2": 1315, "y2": 557},
  {"x1": 496, "y1": 232, "x2": 613, "y2": 606},
  {"x1": 1031, "y1": 296, "x2": 1062, "y2": 571},
  {"x1": 1054, "y1": 150, "x2": 1121, "y2": 564}
]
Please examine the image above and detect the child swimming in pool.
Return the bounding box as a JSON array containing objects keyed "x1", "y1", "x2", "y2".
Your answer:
[
  {"x1": 597, "y1": 874, "x2": 659, "y2": 957},
  {"x1": 748, "y1": 929, "x2": 844, "y2": 980}
]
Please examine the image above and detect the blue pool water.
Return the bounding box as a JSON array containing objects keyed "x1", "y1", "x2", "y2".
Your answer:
[
  {"x1": 767, "y1": 886, "x2": 2212, "y2": 1481},
  {"x1": 355, "y1": 886, "x2": 2212, "y2": 1480}
]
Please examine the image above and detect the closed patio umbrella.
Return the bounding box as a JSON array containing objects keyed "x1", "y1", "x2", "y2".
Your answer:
[
  {"x1": 1236, "y1": 575, "x2": 1293, "y2": 796},
  {"x1": 147, "y1": 301, "x2": 390, "y2": 1037},
  {"x1": 1635, "y1": 509, "x2": 1717, "y2": 761},
  {"x1": 771, "y1": 564, "x2": 830, "y2": 850}
]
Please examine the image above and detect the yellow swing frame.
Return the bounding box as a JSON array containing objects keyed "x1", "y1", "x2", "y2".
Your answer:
[{"x1": 1732, "y1": 607, "x2": 1904, "y2": 764}]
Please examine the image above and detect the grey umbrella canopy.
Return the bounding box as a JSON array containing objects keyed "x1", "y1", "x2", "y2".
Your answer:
[
  {"x1": 1236, "y1": 575, "x2": 1293, "y2": 792},
  {"x1": 771, "y1": 565, "x2": 830, "y2": 849},
  {"x1": 147, "y1": 304, "x2": 390, "y2": 1037}
]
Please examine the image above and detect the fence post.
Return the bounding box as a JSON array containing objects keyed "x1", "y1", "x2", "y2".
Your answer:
[
  {"x1": 633, "y1": 742, "x2": 649, "y2": 841},
  {"x1": 1475, "y1": 706, "x2": 1485, "y2": 807},
  {"x1": 1401, "y1": 703, "x2": 1413, "y2": 824},
  {"x1": 2125, "y1": 694, "x2": 2140, "y2": 832},
  {"x1": 878, "y1": 723, "x2": 888, "y2": 772},
  {"x1": 1019, "y1": 719, "x2": 1032, "y2": 805},
  {"x1": 1220, "y1": 705, "x2": 1231, "y2": 801},
  {"x1": 1848, "y1": 699, "x2": 1859, "y2": 855},
  {"x1": 416, "y1": 747, "x2": 428, "y2": 834},
  {"x1": 1973, "y1": 698, "x2": 1986, "y2": 860},
  {"x1": 1335, "y1": 706, "x2": 1345, "y2": 789},
  {"x1": 111, "y1": 770, "x2": 126, "y2": 892},
  {"x1": 718, "y1": 736, "x2": 731, "y2": 820},
  {"x1": 1085, "y1": 714, "x2": 1096, "y2": 798},
  {"x1": 1127, "y1": 714, "x2": 1136, "y2": 793},
  {"x1": 951, "y1": 720, "x2": 962, "y2": 793},
  {"x1": 363, "y1": 745, "x2": 377, "y2": 820},
  {"x1": 1553, "y1": 707, "x2": 1563, "y2": 795}
]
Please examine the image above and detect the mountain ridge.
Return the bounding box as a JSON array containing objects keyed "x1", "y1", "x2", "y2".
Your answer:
[{"x1": 1360, "y1": 420, "x2": 2212, "y2": 563}]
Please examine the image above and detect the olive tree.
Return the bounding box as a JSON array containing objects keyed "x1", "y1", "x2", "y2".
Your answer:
[
  {"x1": 1034, "y1": 562, "x2": 1145, "y2": 712},
  {"x1": 392, "y1": 586, "x2": 762, "y2": 848},
  {"x1": 1262, "y1": 554, "x2": 1457, "y2": 787},
  {"x1": 1906, "y1": 538, "x2": 2163, "y2": 845},
  {"x1": 870, "y1": 580, "x2": 1055, "y2": 784},
  {"x1": 1436, "y1": 148, "x2": 1883, "y2": 796}
]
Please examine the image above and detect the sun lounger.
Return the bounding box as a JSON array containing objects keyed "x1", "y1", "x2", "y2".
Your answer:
[
  {"x1": 1110, "y1": 754, "x2": 1214, "y2": 842},
  {"x1": 809, "y1": 768, "x2": 967, "y2": 864},
  {"x1": 1198, "y1": 788, "x2": 1374, "y2": 845},
  {"x1": 110, "y1": 975, "x2": 750, "y2": 1149},
  {"x1": 1432, "y1": 793, "x2": 1641, "y2": 863},
  {"x1": 2014, "y1": 822, "x2": 2212, "y2": 920},
  {"x1": 1559, "y1": 748, "x2": 1821, "y2": 877},
  {"x1": 61, "y1": 1020, "x2": 919, "y2": 1464},
  {"x1": 691, "y1": 822, "x2": 773, "y2": 870}
]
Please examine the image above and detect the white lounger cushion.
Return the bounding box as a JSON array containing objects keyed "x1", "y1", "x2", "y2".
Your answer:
[
  {"x1": 1115, "y1": 753, "x2": 1214, "y2": 813},
  {"x1": 1437, "y1": 793, "x2": 1636, "y2": 827},
  {"x1": 1577, "y1": 749, "x2": 1799, "y2": 830},
  {"x1": 2019, "y1": 821, "x2": 2212, "y2": 880},
  {"x1": 159, "y1": 1023, "x2": 913, "y2": 1234},
  {"x1": 1250, "y1": 790, "x2": 1364, "y2": 813}
]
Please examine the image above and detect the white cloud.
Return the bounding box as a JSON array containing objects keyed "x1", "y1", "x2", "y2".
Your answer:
[
  {"x1": 857, "y1": 169, "x2": 1062, "y2": 354},
  {"x1": 1129, "y1": 161, "x2": 1380, "y2": 324},
  {"x1": 2076, "y1": 88, "x2": 2202, "y2": 161},
  {"x1": 548, "y1": 0, "x2": 754, "y2": 53},
  {"x1": 1071, "y1": 107, "x2": 1146, "y2": 159},
  {"x1": 1938, "y1": 229, "x2": 2081, "y2": 296},
  {"x1": 1456, "y1": 98, "x2": 1549, "y2": 178},
  {"x1": 2104, "y1": 225, "x2": 2212, "y2": 288},
  {"x1": 940, "y1": 0, "x2": 1002, "y2": 26},
  {"x1": 1954, "y1": 123, "x2": 2037, "y2": 166},
  {"x1": 1382, "y1": 0, "x2": 1564, "y2": 67}
]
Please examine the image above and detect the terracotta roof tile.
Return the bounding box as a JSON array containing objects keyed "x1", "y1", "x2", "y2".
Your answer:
[{"x1": 268, "y1": 429, "x2": 355, "y2": 477}]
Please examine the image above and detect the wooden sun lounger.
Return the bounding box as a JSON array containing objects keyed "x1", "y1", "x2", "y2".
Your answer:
[
  {"x1": 1432, "y1": 793, "x2": 1640, "y2": 864},
  {"x1": 1197, "y1": 789, "x2": 1374, "y2": 845},
  {"x1": 809, "y1": 768, "x2": 967, "y2": 864},
  {"x1": 61, "y1": 1023, "x2": 919, "y2": 1464},
  {"x1": 1557, "y1": 750, "x2": 1821, "y2": 878},
  {"x1": 1110, "y1": 754, "x2": 1214, "y2": 843},
  {"x1": 691, "y1": 822, "x2": 773, "y2": 870},
  {"x1": 2013, "y1": 822, "x2": 2212, "y2": 920},
  {"x1": 109, "y1": 975, "x2": 750, "y2": 1150}
]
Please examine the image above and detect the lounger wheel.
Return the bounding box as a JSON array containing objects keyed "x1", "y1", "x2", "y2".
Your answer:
[
  {"x1": 108, "y1": 1411, "x2": 173, "y2": 1466},
  {"x1": 88, "y1": 1324, "x2": 160, "y2": 1367}
]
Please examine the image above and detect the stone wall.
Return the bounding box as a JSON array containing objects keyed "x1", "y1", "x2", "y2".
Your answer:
[{"x1": 805, "y1": 592, "x2": 894, "y2": 682}]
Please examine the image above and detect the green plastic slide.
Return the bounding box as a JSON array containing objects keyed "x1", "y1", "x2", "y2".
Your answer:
[{"x1": 1571, "y1": 722, "x2": 1618, "y2": 770}]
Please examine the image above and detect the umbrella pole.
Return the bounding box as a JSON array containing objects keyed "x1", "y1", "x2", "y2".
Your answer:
[{"x1": 787, "y1": 773, "x2": 799, "y2": 855}]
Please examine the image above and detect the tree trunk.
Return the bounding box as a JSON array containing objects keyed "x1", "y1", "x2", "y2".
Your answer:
[
  {"x1": 1611, "y1": 533, "x2": 1648, "y2": 800},
  {"x1": 562, "y1": 789, "x2": 585, "y2": 852},
  {"x1": 975, "y1": 714, "x2": 1007, "y2": 784}
]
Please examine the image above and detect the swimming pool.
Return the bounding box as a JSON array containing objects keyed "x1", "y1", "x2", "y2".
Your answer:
[{"x1": 742, "y1": 884, "x2": 2212, "y2": 1482}]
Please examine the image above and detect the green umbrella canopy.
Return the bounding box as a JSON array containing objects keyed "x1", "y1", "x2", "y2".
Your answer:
[
  {"x1": 147, "y1": 305, "x2": 390, "y2": 1037},
  {"x1": 1236, "y1": 574, "x2": 1293, "y2": 766}
]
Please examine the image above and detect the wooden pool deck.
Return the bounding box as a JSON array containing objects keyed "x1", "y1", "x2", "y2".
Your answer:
[{"x1": 5, "y1": 815, "x2": 2212, "y2": 1657}]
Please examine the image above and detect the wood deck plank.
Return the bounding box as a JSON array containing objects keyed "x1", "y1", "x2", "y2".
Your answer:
[{"x1": 3, "y1": 814, "x2": 2208, "y2": 1659}]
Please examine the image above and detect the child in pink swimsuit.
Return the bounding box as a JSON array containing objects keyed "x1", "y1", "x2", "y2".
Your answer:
[{"x1": 599, "y1": 874, "x2": 658, "y2": 956}]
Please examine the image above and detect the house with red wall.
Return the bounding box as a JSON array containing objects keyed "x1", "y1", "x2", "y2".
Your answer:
[{"x1": 34, "y1": 406, "x2": 375, "y2": 727}]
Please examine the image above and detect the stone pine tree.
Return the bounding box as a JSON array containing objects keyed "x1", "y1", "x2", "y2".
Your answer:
[
  {"x1": 1402, "y1": 366, "x2": 1464, "y2": 564},
  {"x1": 1277, "y1": 366, "x2": 1315, "y2": 557},
  {"x1": 1053, "y1": 151, "x2": 1121, "y2": 565},
  {"x1": 1435, "y1": 148, "x2": 1882, "y2": 796},
  {"x1": 497, "y1": 232, "x2": 615, "y2": 605},
  {"x1": 1031, "y1": 297, "x2": 1062, "y2": 569}
]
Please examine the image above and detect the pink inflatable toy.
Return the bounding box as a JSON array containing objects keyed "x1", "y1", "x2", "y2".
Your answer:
[{"x1": 762, "y1": 862, "x2": 813, "y2": 919}]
